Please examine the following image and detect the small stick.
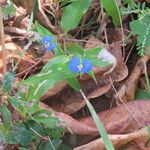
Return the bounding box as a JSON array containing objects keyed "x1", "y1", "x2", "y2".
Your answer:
[
  {"x1": 109, "y1": 77, "x2": 141, "y2": 126},
  {"x1": 0, "y1": 6, "x2": 6, "y2": 76}
]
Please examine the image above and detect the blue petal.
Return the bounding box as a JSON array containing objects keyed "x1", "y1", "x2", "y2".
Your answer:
[
  {"x1": 41, "y1": 35, "x2": 53, "y2": 45},
  {"x1": 47, "y1": 42, "x2": 56, "y2": 51},
  {"x1": 81, "y1": 59, "x2": 92, "y2": 73},
  {"x1": 69, "y1": 57, "x2": 80, "y2": 73},
  {"x1": 41, "y1": 35, "x2": 56, "y2": 51}
]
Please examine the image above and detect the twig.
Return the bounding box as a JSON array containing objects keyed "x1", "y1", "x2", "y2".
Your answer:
[
  {"x1": 115, "y1": 0, "x2": 125, "y2": 59},
  {"x1": 125, "y1": 43, "x2": 135, "y2": 64},
  {"x1": 30, "y1": 127, "x2": 49, "y2": 141},
  {"x1": 37, "y1": 0, "x2": 59, "y2": 34},
  {"x1": 109, "y1": 77, "x2": 141, "y2": 126},
  {"x1": 15, "y1": 58, "x2": 42, "y2": 77},
  {"x1": 143, "y1": 59, "x2": 150, "y2": 93},
  {"x1": 0, "y1": 6, "x2": 6, "y2": 76}
]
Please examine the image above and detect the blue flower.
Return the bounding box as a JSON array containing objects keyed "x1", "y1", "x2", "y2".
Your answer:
[
  {"x1": 41, "y1": 35, "x2": 56, "y2": 51},
  {"x1": 69, "y1": 57, "x2": 92, "y2": 74}
]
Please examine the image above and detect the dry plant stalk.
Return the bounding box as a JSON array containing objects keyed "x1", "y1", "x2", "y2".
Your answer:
[{"x1": 0, "y1": 6, "x2": 6, "y2": 76}]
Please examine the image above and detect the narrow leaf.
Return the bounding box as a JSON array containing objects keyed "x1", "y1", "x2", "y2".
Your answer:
[
  {"x1": 101, "y1": 0, "x2": 121, "y2": 26},
  {"x1": 67, "y1": 78, "x2": 80, "y2": 92},
  {"x1": 60, "y1": 0, "x2": 91, "y2": 32}
]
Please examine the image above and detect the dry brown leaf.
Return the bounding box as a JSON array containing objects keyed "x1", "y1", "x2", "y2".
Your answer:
[
  {"x1": 44, "y1": 37, "x2": 128, "y2": 114},
  {"x1": 41, "y1": 100, "x2": 150, "y2": 136},
  {"x1": 74, "y1": 127, "x2": 150, "y2": 150},
  {"x1": 79, "y1": 100, "x2": 150, "y2": 134},
  {"x1": 40, "y1": 102, "x2": 98, "y2": 135},
  {"x1": 12, "y1": 0, "x2": 59, "y2": 34},
  {"x1": 0, "y1": 40, "x2": 35, "y2": 75},
  {"x1": 44, "y1": 75, "x2": 111, "y2": 114},
  {"x1": 114, "y1": 48, "x2": 150, "y2": 103},
  {"x1": 0, "y1": 0, "x2": 7, "y2": 6},
  {"x1": 105, "y1": 28, "x2": 126, "y2": 44}
]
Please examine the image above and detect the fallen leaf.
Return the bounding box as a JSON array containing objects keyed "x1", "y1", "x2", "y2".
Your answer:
[
  {"x1": 12, "y1": 0, "x2": 59, "y2": 34},
  {"x1": 40, "y1": 102, "x2": 98, "y2": 135},
  {"x1": 114, "y1": 47, "x2": 150, "y2": 103},
  {"x1": 44, "y1": 75, "x2": 111, "y2": 114},
  {"x1": 79, "y1": 100, "x2": 150, "y2": 134},
  {"x1": 73, "y1": 127, "x2": 150, "y2": 150},
  {"x1": 41, "y1": 100, "x2": 150, "y2": 136},
  {"x1": 0, "y1": 40, "x2": 35, "y2": 76}
]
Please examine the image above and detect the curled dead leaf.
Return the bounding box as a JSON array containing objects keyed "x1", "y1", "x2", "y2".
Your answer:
[
  {"x1": 41, "y1": 100, "x2": 150, "y2": 136},
  {"x1": 114, "y1": 47, "x2": 150, "y2": 103},
  {"x1": 74, "y1": 127, "x2": 150, "y2": 150},
  {"x1": 79, "y1": 100, "x2": 150, "y2": 134},
  {"x1": 40, "y1": 102, "x2": 98, "y2": 135}
]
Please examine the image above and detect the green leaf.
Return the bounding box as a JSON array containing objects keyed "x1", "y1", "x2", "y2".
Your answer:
[
  {"x1": 20, "y1": 58, "x2": 72, "y2": 85},
  {"x1": 26, "y1": 69, "x2": 75, "y2": 100},
  {"x1": 0, "y1": 103, "x2": 11, "y2": 129},
  {"x1": 130, "y1": 13, "x2": 150, "y2": 55},
  {"x1": 84, "y1": 95, "x2": 115, "y2": 150},
  {"x1": 148, "y1": 126, "x2": 150, "y2": 137},
  {"x1": 19, "y1": 147, "x2": 30, "y2": 150},
  {"x1": 33, "y1": 110, "x2": 60, "y2": 128},
  {"x1": 66, "y1": 43, "x2": 84, "y2": 56},
  {"x1": 42, "y1": 55, "x2": 69, "y2": 72},
  {"x1": 60, "y1": 0, "x2": 91, "y2": 32},
  {"x1": 67, "y1": 78, "x2": 80, "y2": 92},
  {"x1": 88, "y1": 71, "x2": 97, "y2": 83},
  {"x1": 84, "y1": 47, "x2": 102, "y2": 57},
  {"x1": 27, "y1": 80, "x2": 57, "y2": 100},
  {"x1": 130, "y1": 20, "x2": 147, "y2": 35},
  {"x1": 3, "y1": 72, "x2": 14, "y2": 92},
  {"x1": 101, "y1": 0, "x2": 121, "y2": 26},
  {"x1": 8, "y1": 123, "x2": 34, "y2": 146},
  {"x1": 20, "y1": 60, "x2": 76, "y2": 100},
  {"x1": 58, "y1": 144, "x2": 72, "y2": 150},
  {"x1": 47, "y1": 127, "x2": 64, "y2": 139},
  {"x1": 34, "y1": 117, "x2": 59, "y2": 128},
  {"x1": 135, "y1": 89, "x2": 150, "y2": 99},
  {"x1": 6, "y1": 132, "x2": 18, "y2": 144},
  {"x1": 27, "y1": 119, "x2": 47, "y2": 136},
  {"x1": 84, "y1": 47, "x2": 110, "y2": 67},
  {"x1": 38, "y1": 139, "x2": 62, "y2": 150},
  {"x1": 27, "y1": 119, "x2": 64, "y2": 138},
  {"x1": 0, "y1": 128, "x2": 5, "y2": 142},
  {"x1": 3, "y1": 0, "x2": 16, "y2": 19},
  {"x1": 10, "y1": 97, "x2": 27, "y2": 117},
  {"x1": 35, "y1": 21, "x2": 52, "y2": 37}
]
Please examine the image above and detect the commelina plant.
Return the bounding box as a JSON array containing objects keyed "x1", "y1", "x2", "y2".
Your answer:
[{"x1": 33, "y1": 21, "x2": 115, "y2": 150}]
